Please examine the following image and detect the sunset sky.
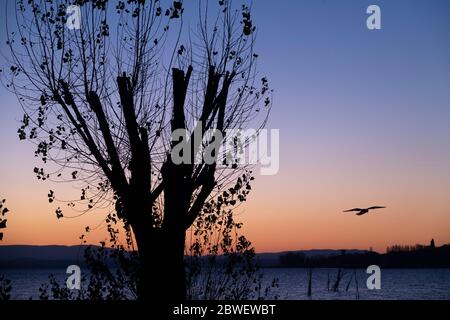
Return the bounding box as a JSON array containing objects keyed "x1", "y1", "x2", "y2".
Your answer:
[{"x1": 1, "y1": 0, "x2": 450, "y2": 253}]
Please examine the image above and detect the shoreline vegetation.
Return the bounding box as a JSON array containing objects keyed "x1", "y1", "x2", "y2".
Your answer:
[{"x1": 276, "y1": 242, "x2": 450, "y2": 269}]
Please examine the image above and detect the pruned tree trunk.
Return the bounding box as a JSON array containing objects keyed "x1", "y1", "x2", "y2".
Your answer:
[{"x1": 132, "y1": 220, "x2": 187, "y2": 301}]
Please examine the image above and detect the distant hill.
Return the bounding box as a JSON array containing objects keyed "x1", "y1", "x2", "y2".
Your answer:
[
  {"x1": 0, "y1": 245, "x2": 90, "y2": 260},
  {"x1": 0, "y1": 245, "x2": 367, "y2": 269},
  {"x1": 256, "y1": 249, "x2": 368, "y2": 267},
  {"x1": 0, "y1": 245, "x2": 100, "y2": 268},
  {"x1": 3, "y1": 245, "x2": 448, "y2": 269}
]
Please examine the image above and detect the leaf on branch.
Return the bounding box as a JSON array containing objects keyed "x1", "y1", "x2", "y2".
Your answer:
[
  {"x1": 47, "y1": 190, "x2": 55, "y2": 203},
  {"x1": 55, "y1": 207, "x2": 63, "y2": 219},
  {"x1": 173, "y1": 1, "x2": 182, "y2": 10}
]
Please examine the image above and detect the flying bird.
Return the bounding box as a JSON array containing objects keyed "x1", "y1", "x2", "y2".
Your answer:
[{"x1": 343, "y1": 206, "x2": 386, "y2": 216}]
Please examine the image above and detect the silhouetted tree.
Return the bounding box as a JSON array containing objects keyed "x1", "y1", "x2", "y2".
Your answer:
[
  {"x1": 0, "y1": 198, "x2": 12, "y2": 300},
  {"x1": 2, "y1": 0, "x2": 271, "y2": 300},
  {"x1": 430, "y1": 238, "x2": 435, "y2": 249},
  {"x1": 0, "y1": 198, "x2": 9, "y2": 241}
]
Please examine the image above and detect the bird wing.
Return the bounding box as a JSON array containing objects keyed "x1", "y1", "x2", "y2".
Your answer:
[
  {"x1": 343, "y1": 208, "x2": 362, "y2": 212},
  {"x1": 368, "y1": 206, "x2": 386, "y2": 210}
]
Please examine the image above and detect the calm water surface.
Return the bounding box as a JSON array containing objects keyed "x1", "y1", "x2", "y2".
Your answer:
[{"x1": 2, "y1": 268, "x2": 449, "y2": 300}]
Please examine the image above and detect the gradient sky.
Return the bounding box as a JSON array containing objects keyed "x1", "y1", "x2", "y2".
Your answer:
[{"x1": 1, "y1": 0, "x2": 450, "y2": 253}]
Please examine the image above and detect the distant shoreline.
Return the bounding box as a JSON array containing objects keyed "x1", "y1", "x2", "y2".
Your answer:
[{"x1": 1, "y1": 244, "x2": 449, "y2": 269}]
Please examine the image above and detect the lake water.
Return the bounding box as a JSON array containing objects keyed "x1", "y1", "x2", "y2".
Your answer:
[
  {"x1": 261, "y1": 268, "x2": 450, "y2": 300},
  {"x1": 2, "y1": 268, "x2": 450, "y2": 300}
]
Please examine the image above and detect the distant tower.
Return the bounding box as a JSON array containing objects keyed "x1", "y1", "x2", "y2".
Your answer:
[{"x1": 430, "y1": 238, "x2": 436, "y2": 249}]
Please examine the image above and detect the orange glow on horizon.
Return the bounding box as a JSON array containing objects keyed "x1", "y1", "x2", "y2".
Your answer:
[{"x1": 2, "y1": 163, "x2": 450, "y2": 254}]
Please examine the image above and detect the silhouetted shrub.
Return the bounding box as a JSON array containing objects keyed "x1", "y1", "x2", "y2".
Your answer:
[{"x1": 0, "y1": 198, "x2": 11, "y2": 301}]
